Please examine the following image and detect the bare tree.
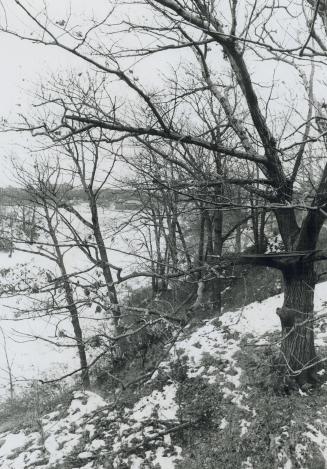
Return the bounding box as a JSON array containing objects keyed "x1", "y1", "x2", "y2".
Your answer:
[
  {"x1": 0, "y1": 327, "x2": 15, "y2": 401},
  {"x1": 15, "y1": 161, "x2": 91, "y2": 389},
  {"x1": 5, "y1": 0, "x2": 327, "y2": 383},
  {"x1": 37, "y1": 129, "x2": 123, "y2": 330}
]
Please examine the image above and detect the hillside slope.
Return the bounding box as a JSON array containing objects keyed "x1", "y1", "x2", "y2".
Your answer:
[{"x1": 1, "y1": 284, "x2": 327, "y2": 468}]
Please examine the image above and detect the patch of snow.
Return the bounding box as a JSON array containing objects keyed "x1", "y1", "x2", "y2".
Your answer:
[
  {"x1": 130, "y1": 384, "x2": 178, "y2": 422},
  {"x1": 242, "y1": 457, "x2": 254, "y2": 468},
  {"x1": 153, "y1": 446, "x2": 183, "y2": 468},
  {"x1": 0, "y1": 431, "x2": 31, "y2": 458},
  {"x1": 129, "y1": 455, "x2": 145, "y2": 468},
  {"x1": 175, "y1": 322, "x2": 228, "y2": 365},
  {"x1": 221, "y1": 294, "x2": 282, "y2": 337},
  {"x1": 220, "y1": 418, "x2": 228, "y2": 430},
  {"x1": 70, "y1": 391, "x2": 107, "y2": 417},
  {"x1": 0, "y1": 391, "x2": 109, "y2": 469},
  {"x1": 240, "y1": 419, "x2": 250, "y2": 437},
  {"x1": 89, "y1": 439, "x2": 106, "y2": 451},
  {"x1": 306, "y1": 423, "x2": 327, "y2": 462},
  {"x1": 78, "y1": 451, "x2": 93, "y2": 459}
]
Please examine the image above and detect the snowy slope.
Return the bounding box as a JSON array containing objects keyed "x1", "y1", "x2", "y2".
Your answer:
[
  {"x1": 0, "y1": 281, "x2": 327, "y2": 468},
  {"x1": 2, "y1": 202, "x2": 327, "y2": 467}
]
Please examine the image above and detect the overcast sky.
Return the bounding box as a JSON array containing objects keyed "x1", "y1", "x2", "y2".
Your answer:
[
  {"x1": 0, "y1": 0, "x2": 319, "y2": 187},
  {"x1": 0, "y1": 1, "x2": 110, "y2": 186}
]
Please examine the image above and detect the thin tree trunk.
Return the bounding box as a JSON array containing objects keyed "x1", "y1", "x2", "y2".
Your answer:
[
  {"x1": 198, "y1": 207, "x2": 206, "y2": 268},
  {"x1": 89, "y1": 196, "x2": 120, "y2": 327},
  {"x1": 62, "y1": 280, "x2": 91, "y2": 389},
  {"x1": 165, "y1": 198, "x2": 178, "y2": 272},
  {"x1": 258, "y1": 208, "x2": 267, "y2": 253},
  {"x1": 205, "y1": 211, "x2": 213, "y2": 259},
  {"x1": 0, "y1": 327, "x2": 14, "y2": 401},
  {"x1": 68, "y1": 151, "x2": 121, "y2": 329},
  {"x1": 235, "y1": 190, "x2": 242, "y2": 253},
  {"x1": 176, "y1": 219, "x2": 192, "y2": 270},
  {"x1": 212, "y1": 207, "x2": 223, "y2": 314},
  {"x1": 46, "y1": 208, "x2": 90, "y2": 389}
]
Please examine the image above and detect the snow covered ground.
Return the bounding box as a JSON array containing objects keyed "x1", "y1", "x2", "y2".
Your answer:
[
  {"x1": 2, "y1": 204, "x2": 327, "y2": 467},
  {"x1": 0, "y1": 278, "x2": 327, "y2": 467}
]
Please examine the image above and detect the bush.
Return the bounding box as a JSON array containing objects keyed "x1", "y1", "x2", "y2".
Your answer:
[{"x1": 0, "y1": 380, "x2": 72, "y2": 433}]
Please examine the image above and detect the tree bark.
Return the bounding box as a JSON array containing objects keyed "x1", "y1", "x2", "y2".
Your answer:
[
  {"x1": 45, "y1": 208, "x2": 90, "y2": 389},
  {"x1": 277, "y1": 262, "x2": 318, "y2": 385},
  {"x1": 198, "y1": 207, "x2": 206, "y2": 268},
  {"x1": 210, "y1": 207, "x2": 223, "y2": 314},
  {"x1": 62, "y1": 280, "x2": 91, "y2": 389},
  {"x1": 235, "y1": 189, "x2": 242, "y2": 253},
  {"x1": 89, "y1": 195, "x2": 121, "y2": 327}
]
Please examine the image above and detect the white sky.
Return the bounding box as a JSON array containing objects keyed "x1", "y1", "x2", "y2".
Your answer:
[
  {"x1": 0, "y1": 0, "x2": 189, "y2": 187},
  {"x1": 0, "y1": 1, "x2": 112, "y2": 186},
  {"x1": 0, "y1": 0, "x2": 321, "y2": 186}
]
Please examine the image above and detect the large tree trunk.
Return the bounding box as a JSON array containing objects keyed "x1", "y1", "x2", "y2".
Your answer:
[{"x1": 277, "y1": 262, "x2": 318, "y2": 385}]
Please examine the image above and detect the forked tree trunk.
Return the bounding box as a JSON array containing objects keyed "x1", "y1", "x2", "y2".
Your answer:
[
  {"x1": 277, "y1": 262, "x2": 318, "y2": 385},
  {"x1": 45, "y1": 207, "x2": 90, "y2": 389}
]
